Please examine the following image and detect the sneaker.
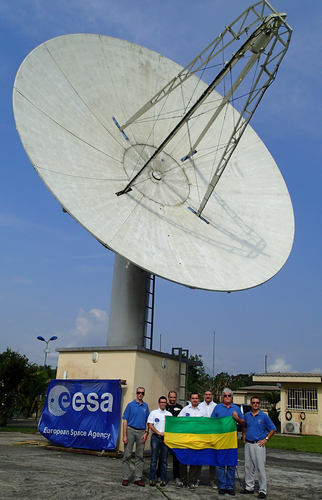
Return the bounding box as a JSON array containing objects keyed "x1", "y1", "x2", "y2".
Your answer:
[
  {"x1": 211, "y1": 481, "x2": 218, "y2": 489},
  {"x1": 195, "y1": 479, "x2": 200, "y2": 488},
  {"x1": 258, "y1": 493, "x2": 266, "y2": 499},
  {"x1": 176, "y1": 481, "x2": 184, "y2": 488},
  {"x1": 241, "y1": 489, "x2": 254, "y2": 494},
  {"x1": 175, "y1": 477, "x2": 181, "y2": 485},
  {"x1": 188, "y1": 484, "x2": 196, "y2": 491}
]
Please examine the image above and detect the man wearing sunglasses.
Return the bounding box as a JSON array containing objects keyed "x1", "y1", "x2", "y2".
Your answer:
[
  {"x1": 122, "y1": 387, "x2": 149, "y2": 487},
  {"x1": 211, "y1": 388, "x2": 245, "y2": 495},
  {"x1": 241, "y1": 397, "x2": 276, "y2": 499}
]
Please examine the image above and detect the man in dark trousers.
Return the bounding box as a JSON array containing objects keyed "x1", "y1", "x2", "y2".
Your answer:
[
  {"x1": 241, "y1": 397, "x2": 276, "y2": 499},
  {"x1": 121, "y1": 386, "x2": 149, "y2": 487},
  {"x1": 148, "y1": 396, "x2": 172, "y2": 487},
  {"x1": 166, "y1": 390, "x2": 183, "y2": 484},
  {"x1": 156, "y1": 390, "x2": 183, "y2": 483}
]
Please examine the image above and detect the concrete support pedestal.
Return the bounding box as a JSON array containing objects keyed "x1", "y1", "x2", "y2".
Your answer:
[{"x1": 107, "y1": 254, "x2": 147, "y2": 348}]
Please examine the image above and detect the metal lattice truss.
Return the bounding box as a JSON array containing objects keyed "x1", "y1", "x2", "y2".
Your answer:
[{"x1": 116, "y1": 0, "x2": 292, "y2": 217}]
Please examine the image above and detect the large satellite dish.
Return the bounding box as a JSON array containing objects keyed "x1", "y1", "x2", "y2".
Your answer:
[{"x1": 13, "y1": 1, "x2": 294, "y2": 293}]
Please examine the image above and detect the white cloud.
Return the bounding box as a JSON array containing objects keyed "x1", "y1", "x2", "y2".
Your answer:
[
  {"x1": 89, "y1": 308, "x2": 107, "y2": 321},
  {"x1": 268, "y1": 357, "x2": 296, "y2": 373},
  {"x1": 65, "y1": 308, "x2": 108, "y2": 346},
  {"x1": 309, "y1": 368, "x2": 322, "y2": 374},
  {"x1": 7, "y1": 308, "x2": 109, "y2": 368}
]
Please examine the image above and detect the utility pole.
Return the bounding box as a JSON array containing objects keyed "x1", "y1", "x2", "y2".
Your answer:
[{"x1": 212, "y1": 330, "x2": 215, "y2": 379}]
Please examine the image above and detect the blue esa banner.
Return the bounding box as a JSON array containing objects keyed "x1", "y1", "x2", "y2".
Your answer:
[{"x1": 39, "y1": 379, "x2": 122, "y2": 450}]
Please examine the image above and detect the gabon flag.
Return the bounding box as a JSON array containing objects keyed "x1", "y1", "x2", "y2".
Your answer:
[{"x1": 164, "y1": 416, "x2": 238, "y2": 466}]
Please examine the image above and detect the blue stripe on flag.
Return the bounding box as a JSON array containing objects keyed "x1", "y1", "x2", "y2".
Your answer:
[{"x1": 172, "y1": 447, "x2": 237, "y2": 466}]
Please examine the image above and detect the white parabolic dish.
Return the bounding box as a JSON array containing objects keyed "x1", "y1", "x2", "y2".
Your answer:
[{"x1": 13, "y1": 34, "x2": 294, "y2": 292}]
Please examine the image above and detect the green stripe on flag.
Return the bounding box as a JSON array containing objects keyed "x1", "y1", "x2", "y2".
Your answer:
[{"x1": 165, "y1": 416, "x2": 236, "y2": 434}]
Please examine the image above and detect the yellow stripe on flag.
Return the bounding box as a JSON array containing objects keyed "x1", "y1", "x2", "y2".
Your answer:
[{"x1": 164, "y1": 430, "x2": 237, "y2": 450}]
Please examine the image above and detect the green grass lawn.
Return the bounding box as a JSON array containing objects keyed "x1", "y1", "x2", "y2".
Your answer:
[
  {"x1": 0, "y1": 427, "x2": 39, "y2": 434},
  {"x1": 2, "y1": 427, "x2": 321, "y2": 453},
  {"x1": 265, "y1": 434, "x2": 322, "y2": 454},
  {"x1": 239, "y1": 435, "x2": 322, "y2": 454}
]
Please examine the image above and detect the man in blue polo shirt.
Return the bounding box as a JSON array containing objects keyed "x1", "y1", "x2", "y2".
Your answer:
[
  {"x1": 241, "y1": 396, "x2": 276, "y2": 499},
  {"x1": 211, "y1": 388, "x2": 245, "y2": 496},
  {"x1": 122, "y1": 386, "x2": 149, "y2": 487}
]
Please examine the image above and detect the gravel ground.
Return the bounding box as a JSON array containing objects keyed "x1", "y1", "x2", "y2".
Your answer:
[{"x1": 0, "y1": 432, "x2": 321, "y2": 500}]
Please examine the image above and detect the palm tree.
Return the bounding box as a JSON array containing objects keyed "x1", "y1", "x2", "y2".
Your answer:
[{"x1": 264, "y1": 391, "x2": 280, "y2": 430}]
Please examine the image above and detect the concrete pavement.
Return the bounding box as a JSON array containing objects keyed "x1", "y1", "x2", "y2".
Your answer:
[{"x1": 0, "y1": 432, "x2": 321, "y2": 499}]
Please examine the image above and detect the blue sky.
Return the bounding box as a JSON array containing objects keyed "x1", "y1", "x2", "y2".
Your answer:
[{"x1": 0, "y1": 0, "x2": 321, "y2": 375}]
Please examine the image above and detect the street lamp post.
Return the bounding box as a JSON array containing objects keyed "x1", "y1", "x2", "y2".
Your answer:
[{"x1": 37, "y1": 336, "x2": 58, "y2": 368}]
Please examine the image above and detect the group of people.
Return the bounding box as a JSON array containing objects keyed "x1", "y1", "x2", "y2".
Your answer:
[{"x1": 121, "y1": 386, "x2": 276, "y2": 499}]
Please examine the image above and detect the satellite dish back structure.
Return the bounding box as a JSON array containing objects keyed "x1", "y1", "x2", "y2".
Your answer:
[{"x1": 13, "y1": 1, "x2": 294, "y2": 348}]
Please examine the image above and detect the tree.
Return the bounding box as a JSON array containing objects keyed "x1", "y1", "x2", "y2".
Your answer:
[
  {"x1": 187, "y1": 354, "x2": 256, "y2": 402},
  {"x1": 0, "y1": 348, "x2": 30, "y2": 424},
  {"x1": 264, "y1": 390, "x2": 280, "y2": 429},
  {"x1": 18, "y1": 365, "x2": 55, "y2": 418},
  {"x1": 187, "y1": 354, "x2": 210, "y2": 395},
  {"x1": 231, "y1": 373, "x2": 254, "y2": 390},
  {"x1": 211, "y1": 372, "x2": 235, "y2": 402},
  {"x1": 0, "y1": 348, "x2": 56, "y2": 424}
]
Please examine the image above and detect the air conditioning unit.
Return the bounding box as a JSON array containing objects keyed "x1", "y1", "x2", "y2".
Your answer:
[{"x1": 284, "y1": 422, "x2": 301, "y2": 435}]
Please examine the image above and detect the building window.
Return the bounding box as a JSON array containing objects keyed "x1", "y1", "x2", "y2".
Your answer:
[{"x1": 286, "y1": 387, "x2": 318, "y2": 411}]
